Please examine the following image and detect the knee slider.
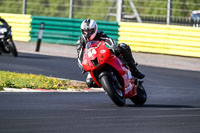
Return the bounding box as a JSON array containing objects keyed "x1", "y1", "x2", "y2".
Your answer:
[{"x1": 86, "y1": 77, "x2": 93, "y2": 87}]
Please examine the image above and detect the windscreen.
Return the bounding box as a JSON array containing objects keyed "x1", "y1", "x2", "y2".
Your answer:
[{"x1": 85, "y1": 40, "x2": 101, "y2": 50}]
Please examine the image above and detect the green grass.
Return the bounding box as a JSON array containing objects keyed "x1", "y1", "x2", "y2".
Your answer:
[{"x1": 0, "y1": 71, "x2": 87, "y2": 91}]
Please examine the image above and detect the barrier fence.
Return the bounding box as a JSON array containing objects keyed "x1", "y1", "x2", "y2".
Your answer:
[
  {"x1": 31, "y1": 16, "x2": 119, "y2": 45},
  {"x1": 118, "y1": 22, "x2": 200, "y2": 58},
  {"x1": 0, "y1": 13, "x2": 200, "y2": 58},
  {"x1": 0, "y1": 13, "x2": 31, "y2": 42}
]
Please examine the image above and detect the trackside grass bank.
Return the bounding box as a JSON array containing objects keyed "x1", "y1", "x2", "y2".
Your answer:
[{"x1": 0, "y1": 71, "x2": 87, "y2": 91}]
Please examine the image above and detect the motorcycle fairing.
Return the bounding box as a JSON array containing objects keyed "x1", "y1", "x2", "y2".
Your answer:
[{"x1": 82, "y1": 40, "x2": 134, "y2": 91}]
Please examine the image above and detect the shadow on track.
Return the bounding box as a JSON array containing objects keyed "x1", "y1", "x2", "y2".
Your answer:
[
  {"x1": 17, "y1": 52, "x2": 53, "y2": 60},
  {"x1": 125, "y1": 104, "x2": 196, "y2": 108},
  {"x1": 0, "y1": 52, "x2": 52, "y2": 59}
]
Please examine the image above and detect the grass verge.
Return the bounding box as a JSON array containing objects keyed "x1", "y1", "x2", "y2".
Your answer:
[{"x1": 0, "y1": 71, "x2": 87, "y2": 91}]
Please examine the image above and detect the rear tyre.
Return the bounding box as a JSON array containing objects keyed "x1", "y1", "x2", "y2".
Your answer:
[
  {"x1": 131, "y1": 82, "x2": 147, "y2": 105},
  {"x1": 100, "y1": 72, "x2": 125, "y2": 107}
]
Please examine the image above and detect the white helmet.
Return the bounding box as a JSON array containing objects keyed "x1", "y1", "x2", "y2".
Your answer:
[{"x1": 81, "y1": 19, "x2": 98, "y2": 41}]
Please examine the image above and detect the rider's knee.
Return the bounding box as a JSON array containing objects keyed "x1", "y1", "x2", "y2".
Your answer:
[
  {"x1": 86, "y1": 77, "x2": 93, "y2": 88},
  {"x1": 86, "y1": 73, "x2": 98, "y2": 88}
]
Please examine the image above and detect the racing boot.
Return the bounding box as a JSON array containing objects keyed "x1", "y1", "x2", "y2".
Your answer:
[{"x1": 128, "y1": 61, "x2": 145, "y2": 79}]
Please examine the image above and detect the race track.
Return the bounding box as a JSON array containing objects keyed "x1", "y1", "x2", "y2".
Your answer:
[{"x1": 0, "y1": 52, "x2": 200, "y2": 133}]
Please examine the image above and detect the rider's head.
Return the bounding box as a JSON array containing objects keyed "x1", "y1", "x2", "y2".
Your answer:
[{"x1": 81, "y1": 19, "x2": 98, "y2": 41}]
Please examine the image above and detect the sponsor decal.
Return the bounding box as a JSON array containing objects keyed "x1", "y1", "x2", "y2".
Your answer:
[{"x1": 100, "y1": 49, "x2": 106, "y2": 54}]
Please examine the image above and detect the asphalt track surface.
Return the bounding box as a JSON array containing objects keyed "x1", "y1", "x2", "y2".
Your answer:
[{"x1": 0, "y1": 52, "x2": 200, "y2": 133}]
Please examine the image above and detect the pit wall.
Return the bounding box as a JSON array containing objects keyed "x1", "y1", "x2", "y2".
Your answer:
[{"x1": 0, "y1": 13, "x2": 200, "y2": 58}]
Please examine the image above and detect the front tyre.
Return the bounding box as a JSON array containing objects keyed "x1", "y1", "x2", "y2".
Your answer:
[
  {"x1": 7, "y1": 39, "x2": 18, "y2": 57},
  {"x1": 100, "y1": 72, "x2": 125, "y2": 107}
]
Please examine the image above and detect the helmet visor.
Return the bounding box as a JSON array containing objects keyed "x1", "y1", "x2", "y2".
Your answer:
[
  {"x1": 83, "y1": 29, "x2": 92, "y2": 36},
  {"x1": 81, "y1": 28, "x2": 95, "y2": 38}
]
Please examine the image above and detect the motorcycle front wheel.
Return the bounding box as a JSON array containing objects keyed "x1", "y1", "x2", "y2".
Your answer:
[
  {"x1": 100, "y1": 71, "x2": 125, "y2": 107},
  {"x1": 7, "y1": 39, "x2": 18, "y2": 57}
]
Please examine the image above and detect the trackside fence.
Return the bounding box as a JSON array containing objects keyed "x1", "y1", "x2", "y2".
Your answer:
[
  {"x1": 1, "y1": 13, "x2": 200, "y2": 58},
  {"x1": 0, "y1": 13, "x2": 31, "y2": 42},
  {"x1": 31, "y1": 16, "x2": 119, "y2": 45},
  {"x1": 118, "y1": 22, "x2": 200, "y2": 58}
]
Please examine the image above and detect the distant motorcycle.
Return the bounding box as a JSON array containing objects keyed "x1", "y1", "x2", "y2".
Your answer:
[
  {"x1": 0, "y1": 18, "x2": 18, "y2": 57},
  {"x1": 82, "y1": 40, "x2": 147, "y2": 106}
]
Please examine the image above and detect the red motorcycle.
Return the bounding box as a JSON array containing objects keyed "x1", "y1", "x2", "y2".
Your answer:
[{"x1": 82, "y1": 40, "x2": 147, "y2": 106}]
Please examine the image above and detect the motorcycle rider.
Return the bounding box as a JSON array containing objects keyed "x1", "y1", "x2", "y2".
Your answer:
[
  {"x1": 0, "y1": 17, "x2": 9, "y2": 55},
  {"x1": 77, "y1": 19, "x2": 145, "y2": 87}
]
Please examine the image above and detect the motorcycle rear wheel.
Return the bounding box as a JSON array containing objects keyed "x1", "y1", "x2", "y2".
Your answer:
[
  {"x1": 131, "y1": 83, "x2": 147, "y2": 105},
  {"x1": 100, "y1": 72, "x2": 125, "y2": 107}
]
